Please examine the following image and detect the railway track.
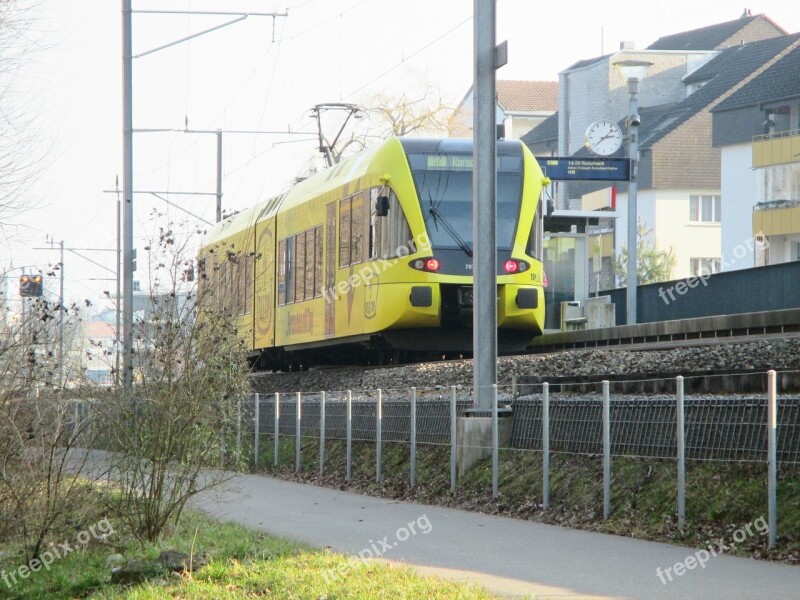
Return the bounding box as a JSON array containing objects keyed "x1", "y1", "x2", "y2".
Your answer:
[{"x1": 250, "y1": 332, "x2": 800, "y2": 396}]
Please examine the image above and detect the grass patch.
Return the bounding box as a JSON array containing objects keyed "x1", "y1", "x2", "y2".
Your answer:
[
  {"x1": 258, "y1": 437, "x2": 800, "y2": 563},
  {"x1": 0, "y1": 510, "x2": 492, "y2": 599}
]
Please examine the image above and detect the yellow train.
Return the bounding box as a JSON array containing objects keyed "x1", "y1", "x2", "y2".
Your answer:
[{"x1": 198, "y1": 137, "x2": 549, "y2": 369}]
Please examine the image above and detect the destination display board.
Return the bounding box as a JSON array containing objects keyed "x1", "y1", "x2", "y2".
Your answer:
[{"x1": 536, "y1": 156, "x2": 631, "y2": 181}]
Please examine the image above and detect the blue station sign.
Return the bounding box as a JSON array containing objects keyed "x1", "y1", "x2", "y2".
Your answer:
[{"x1": 536, "y1": 156, "x2": 631, "y2": 182}]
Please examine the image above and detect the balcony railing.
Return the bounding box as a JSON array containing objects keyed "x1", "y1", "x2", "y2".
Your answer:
[{"x1": 753, "y1": 128, "x2": 800, "y2": 142}]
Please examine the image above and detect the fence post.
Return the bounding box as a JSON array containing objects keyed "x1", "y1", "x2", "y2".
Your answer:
[
  {"x1": 492, "y1": 384, "x2": 499, "y2": 499},
  {"x1": 295, "y1": 392, "x2": 302, "y2": 473},
  {"x1": 512, "y1": 374, "x2": 518, "y2": 398},
  {"x1": 346, "y1": 390, "x2": 352, "y2": 482},
  {"x1": 274, "y1": 392, "x2": 280, "y2": 467},
  {"x1": 410, "y1": 387, "x2": 417, "y2": 487},
  {"x1": 767, "y1": 369, "x2": 777, "y2": 548},
  {"x1": 236, "y1": 395, "x2": 242, "y2": 458},
  {"x1": 450, "y1": 385, "x2": 457, "y2": 492},
  {"x1": 254, "y1": 393, "x2": 260, "y2": 467},
  {"x1": 542, "y1": 382, "x2": 550, "y2": 510},
  {"x1": 376, "y1": 388, "x2": 382, "y2": 483},
  {"x1": 602, "y1": 380, "x2": 611, "y2": 520},
  {"x1": 320, "y1": 391, "x2": 326, "y2": 477},
  {"x1": 676, "y1": 376, "x2": 685, "y2": 529}
]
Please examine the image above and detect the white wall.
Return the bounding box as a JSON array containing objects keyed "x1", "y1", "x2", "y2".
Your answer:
[
  {"x1": 614, "y1": 188, "x2": 722, "y2": 281},
  {"x1": 721, "y1": 143, "x2": 758, "y2": 270}
]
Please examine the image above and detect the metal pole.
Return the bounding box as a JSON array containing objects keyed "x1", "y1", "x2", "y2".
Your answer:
[
  {"x1": 450, "y1": 385, "x2": 457, "y2": 492},
  {"x1": 320, "y1": 391, "x2": 326, "y2": 476},
  {"x1": 767, "y1": 370, "x2": 777, "y2": 548},
  {"x1": 676, "y1": 376, "x2": 685, "y2": 529},
  {"x1": 122, "y1": 0, "x2": 134, "y2": 390},
  {"x1": 410, "y1": 387, "x2": 417, "y2": 487},
  {"x1": 626, "y1": 82, "x2": 639, "y2": 325},
  {"x1": 254, "y1": 393, "x2": 260, "y2": 466},
  {"x1": 216, "y1": 129, "x2": 223, "y2": 222},
  {"x1": 295, "y1": 391, "x2": 302, "y2": 473},
  {"x1": 273, "y1": 392, "x2": 280, "y2": 467},
  {"x1": 58, "y1": 240, "x2": 64, "y2": 387},
  {"x1": 473, "y1": 0, "x2": 498, "y2": 409},
  {"x1": 492, "y1": 383, "x2": 499, "y2": 498},
  {"x1": 346, "y1": 390, "x2": 352, "y2": 482},
  {"x1": 376, "y1": 389, "x2": 382, "y2": 483},
  {"x1": 115, "y1": 177, "x2": 121, "y2": 388},
  {"x1": 542, "y1": 382, "x2": 550, "y2": 509},
  {"x1": 602, "y1": 380, "x2": 611, "y2": 520}
]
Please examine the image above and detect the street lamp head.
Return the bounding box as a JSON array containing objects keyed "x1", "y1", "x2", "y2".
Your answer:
[{"x1": 613, "y1": 59, "x2": 653, "y2": 82}]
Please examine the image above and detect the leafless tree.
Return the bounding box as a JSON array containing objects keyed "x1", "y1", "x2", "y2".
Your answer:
[
  {"x1": 0, "y1": 0, "x2": 46, "y2": 239},
  {"x1": 329, "y1": 83, "x2": 456, "y2": 163}
]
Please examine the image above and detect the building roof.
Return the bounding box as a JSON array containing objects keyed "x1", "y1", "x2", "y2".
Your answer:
[
  {"x1": 520, "y1": 112, "x2": 559, "y2": 145},
  {"x1": 640, "y1": 34, "x2": 800, "y2": 149},
  {"x1": 713, "y1": 41, "x2": 800, "y2": 112},
  {"x1": 85, "y1": 321, "x2": 116, "y2": 339},
  {"x1": 496, "y1": 80, "x2": 558, "y2": 113},
  {"x1": 563, "y1": 55, "x2": 609, "y2": 72},
  {"x1": 647, "y1": 13, "x2": 784, "y2": 51}
]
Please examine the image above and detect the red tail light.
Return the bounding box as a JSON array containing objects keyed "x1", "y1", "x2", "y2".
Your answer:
[
  {"x1": 425, "y1": 258, "x2": 441, "y2": 272},
  {"x1": 503, "y1": 260, "x2": 519, "y2": 273},
  {"x1": 410, "y1": 257, "x2": 441, "y2": 272},
  {"x1": 503, "y1": 259, "x2": 529, "y2": 274}
]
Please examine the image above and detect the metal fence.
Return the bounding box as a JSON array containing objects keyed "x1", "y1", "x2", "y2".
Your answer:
[{"x1": 238, "y1": 369, "x2": 798, "y2": 549}]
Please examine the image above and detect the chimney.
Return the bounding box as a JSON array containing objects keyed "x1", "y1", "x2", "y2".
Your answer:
[{"x1": 619, "y1": 41, "x2": 635, "y2": 50}]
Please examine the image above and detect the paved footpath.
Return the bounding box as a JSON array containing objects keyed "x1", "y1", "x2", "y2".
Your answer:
[{"x1": 192, "y1": 474, "x2": 800, "y2": 600}]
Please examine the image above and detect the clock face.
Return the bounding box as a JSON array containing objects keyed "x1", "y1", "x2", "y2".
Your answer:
[{"x1": 585, "y1": 120, "x2": 623, "y2": 156}]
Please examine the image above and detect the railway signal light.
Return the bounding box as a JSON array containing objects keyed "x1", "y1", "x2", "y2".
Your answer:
[{"x1": 19, "y1": 274, "x2": 43, "y2": 297}]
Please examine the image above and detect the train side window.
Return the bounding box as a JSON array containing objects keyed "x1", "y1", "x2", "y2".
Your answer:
[
  {"x1": 219, "y1": 260, "x2": 229, "y2": 313},
  {"x1": 295, "y1": 232, "x2": 306, "y2": 302},
  {"x1": 304, "y1": 229, "x2": 315, "y2": 300},
  {"x1": 285, "y1": 236, "x2": 295, "y2": 304},
  {"x1": 339, "y1": 197, "x2": 351, "y2": 268},
  {"x1": 527, "y1": 199, "x2": 543, "y2": 261},
  {"x1": 369, "y1": 188, "x2": 382, "y2": 260},
  {"x1": 197, "y1": 257, "x2": 207, "y2": 300},
  {"x1": 314, "y1": 225, "x2": 323, "y2": 297},
  {"x1": 378, "y1": 190, "x2": 413, "y2": 259},
  {"x1": 244, "y1": 254, "x2": 253, "y2": 314},
  {"x1": 278, "y1": 239, "x2": 286, "y2": 306},
  {"x1": 350, "y1": 192, "x2": 365, "y2": 266}
]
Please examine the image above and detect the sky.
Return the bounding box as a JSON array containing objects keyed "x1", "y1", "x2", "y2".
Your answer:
[{"x1": 3, "y1": 0, "x2": 800, "y2": 320}]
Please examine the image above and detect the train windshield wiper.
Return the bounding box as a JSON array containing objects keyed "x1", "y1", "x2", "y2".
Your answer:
[{"x1": 427, "y1": 193, "x2": 473, "y2": 257}]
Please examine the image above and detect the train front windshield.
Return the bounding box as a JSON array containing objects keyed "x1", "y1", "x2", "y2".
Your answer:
[{"x1": 407, "y1": 152, "x2": 523, "y2": 253}]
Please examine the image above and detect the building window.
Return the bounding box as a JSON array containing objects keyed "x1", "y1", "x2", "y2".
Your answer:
[
  {"x1": 689, "y1": 195, "x2": 721, "y2": 223},
  {"x1": 690, "y1": 257, "x2": 721, "y2": 277}
]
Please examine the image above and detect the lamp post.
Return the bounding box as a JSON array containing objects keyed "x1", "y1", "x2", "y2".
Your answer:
[{"x1": 614, "y1": 59, "x2": 652, "y2": 326}]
